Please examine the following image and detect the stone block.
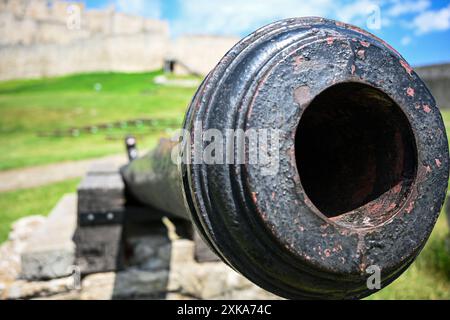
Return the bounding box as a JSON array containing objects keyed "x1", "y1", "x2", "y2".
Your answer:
[
  {"x1": 77, "y1": 168, "x2": 125, "y2": 219},
  {"x1": 5, "y1": 276, "x2": 75, "y2": 300},
  {"x1": 80, "y1": 269, "x2": 169, "y2": 300},
  {"x1": 0, "y1": 215, "x2": 46, "y2": 282},
  {"x1": 74, "y1": 224, "x2": 124, "y2": 274},
  {"x1": 20, "y1": 194, "x2": 77, "y2": 280}
]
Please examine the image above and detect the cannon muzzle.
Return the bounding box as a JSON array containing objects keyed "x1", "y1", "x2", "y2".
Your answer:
[{"x1": 122, "y1": 17, "x2": 449, "y2": 299}]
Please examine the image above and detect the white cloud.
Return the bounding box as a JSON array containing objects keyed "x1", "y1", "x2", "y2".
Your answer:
[
  {"x1": 412, "y1": 4, "x2": 450, "y2": 34},
  {"x1": 387, "y1": 0, "x2": 430, "y2": 17},
  {"x1": 335, "y1": 0, "x2": 378, "y2": 24},
  {"x1": 104, "y1": 0, "x2": 450, "y2": 39},
  {"x1": 170, "y1": 0, "x2": 336, "y2": 37},
  {"x1": 335, "y1": 0, "x2": 394, "y2": 30},
  {"x1": 400, "y1": 35, "x2": 412, "y2": 45},
  {"x1": 113, "y1": 0, "x2": 162, "y2": 19},
  {"x1": 168, "y1": 0, "x2": 403, "y2": 37}
]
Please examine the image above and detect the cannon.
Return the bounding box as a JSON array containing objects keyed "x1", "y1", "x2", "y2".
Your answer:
[{"x1": 121, "y1": 17, "x2": 449, "y2": 299}]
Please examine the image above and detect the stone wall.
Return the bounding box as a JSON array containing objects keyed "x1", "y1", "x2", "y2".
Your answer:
[
  {"x1": 0, "y1": 34, "x2": 169, "y2": 79},
  {"x1": 416, "y1": 63, "x2": 450, "y2": 109},
  {"x1": 0, "y1": 0, "x2": 170, "y2": 80},
  {"x1": 0, "y1": 0, "x2": 240, "y2": 80},
  {"x1": 169, "y1": 35, "x2": 240, "y2": 76},
  {"x1": 0, "y1": 0, "x2": 170, "y2": 45}
]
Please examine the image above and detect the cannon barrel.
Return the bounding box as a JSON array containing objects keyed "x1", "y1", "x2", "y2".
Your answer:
[{"x1": 121, "y1": 17, "x2": 449, "y2": 299}]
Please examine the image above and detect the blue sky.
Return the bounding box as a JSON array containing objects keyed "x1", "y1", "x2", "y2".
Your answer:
[{"x1": 84, "y1": 0, "x2": 450, "y2": 66}]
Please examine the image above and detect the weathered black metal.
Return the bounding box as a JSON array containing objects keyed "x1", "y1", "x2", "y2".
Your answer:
[{"x1": 122, "y1": 17, "x2": 449, "y2": 299}]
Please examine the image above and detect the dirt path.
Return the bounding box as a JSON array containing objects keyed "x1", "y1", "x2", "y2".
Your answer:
[{"x1": 0, "y1": 154, "x2": 128, "y2": 192}]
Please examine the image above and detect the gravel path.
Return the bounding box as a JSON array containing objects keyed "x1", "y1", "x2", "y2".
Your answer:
[{"x1": 0, "y1": 154, "x2": 128, "y2": 192}]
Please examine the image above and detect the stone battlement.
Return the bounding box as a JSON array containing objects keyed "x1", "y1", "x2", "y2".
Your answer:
[
  {"x1": 0, "y1": 0, "x2": 169, "y2": 46},
  {"x1": 0, "y1": 0, "x2": 173, "y2": 80},
  {"x1": 0, "y1": 0, "x2": 240, "y2": 80}
]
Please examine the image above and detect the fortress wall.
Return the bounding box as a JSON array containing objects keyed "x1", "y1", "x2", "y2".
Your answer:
[
  {"x1": 85, "y1": 9, "x2": 114, "y2": 35},
  {"x1": 0, "y1": 0, "x2": 238, "y2": 80},
  {"x1": 0, "y1": 12, "x2": 38, "y2": 46},
  {"x1": 0, "y1": 0, "x2": 170, "y2": 80},
  {"x1": 416, "y1": 64, "x2": 450, "y2": 109},
  {"x1": 0, "y1": 33, "x2": 169, "y2": 80},
  {"x1": 170, "y1": 35, "x2": 240, "y2": 76},
  {"x1": 0, "y1": 0, "x2": 84, "y2": 22},
  {"x1": 112, "y1": 13, "x2": 146, "y2": 35},
  {"x1": 0, "y1": 1, "x2": 170, "y2": 45},
  {"x1": 34, "y1": 20, "x2": 90, "y2": 45}
]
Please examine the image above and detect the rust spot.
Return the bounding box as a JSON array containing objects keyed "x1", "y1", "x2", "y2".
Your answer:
[
  {"x1": 435, "y1": 158, "x2": 442, "y2": 167},
  {"x1": 293, "y1": 55, "x2": 304, "y2": 70},
  {"x1": 392, "y1": 183, "x2": 402, "y2": 194},
  {"x1": 326, "y1": 37, "x2": 334, "y2": 45},
  {"x1": 356, "y1": 49, "x2": 365, "y2": 60},
  {"x1": 387, "y1": 203, "x2": 397, "y2": 211},
  {"x1": 251, "y1": 192, "x2": 257, "y2": 203},
  {"x1": 400, "y1": 60, "x2": 413, "y2": 76},
  {"x1": 360, "y1": 40, "x2": 370, "y2": 47},
  {"x1": 293, "y1": 85, "x2": 311, "y2": 106},
  {"x1": 304, "y1": 196, "x2": 314, "y2": 208},
  {"x1": 345, "y1": 23, "x2": 403, "y2": 57},
  {"x1": 324, "y1": 249, "x2": 331, "y2": 257},
  {"x1": 423, "y1": 104, "x2": 431, "y2": 113},
  {"x1": 406, "y1": 87, "x2": 415, "y2": 97},
  {"x1": 359, "y1": 261, "x2": 367, "y2": 273},
  {"x1": 367, "y1": 201, "x2": 383, "y2": 214},
  {"x1": 405, "y1": 201, "x2": 415, "y2": 214}
]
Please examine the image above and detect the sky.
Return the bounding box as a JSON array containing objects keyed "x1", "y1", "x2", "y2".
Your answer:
[{"x1": 84, "y1": 0, "x2": 450, "y2": 66}]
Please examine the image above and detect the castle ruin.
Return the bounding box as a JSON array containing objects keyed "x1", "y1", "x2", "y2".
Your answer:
[{"x1": 0, "y1": 0, "x2": 239, "y2": 80}]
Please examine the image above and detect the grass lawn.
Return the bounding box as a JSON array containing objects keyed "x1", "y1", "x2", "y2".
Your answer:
[
  {"x1": 0, "y1": 71, "x2": 198, "y2": 170},
  {"x1": 0, "y1": 178, "x2": 80, "y2": 243}
]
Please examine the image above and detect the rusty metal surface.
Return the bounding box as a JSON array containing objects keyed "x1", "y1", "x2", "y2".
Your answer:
[{"x1": 124, "y1": 17, "x2": 449, "y2": 299}]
